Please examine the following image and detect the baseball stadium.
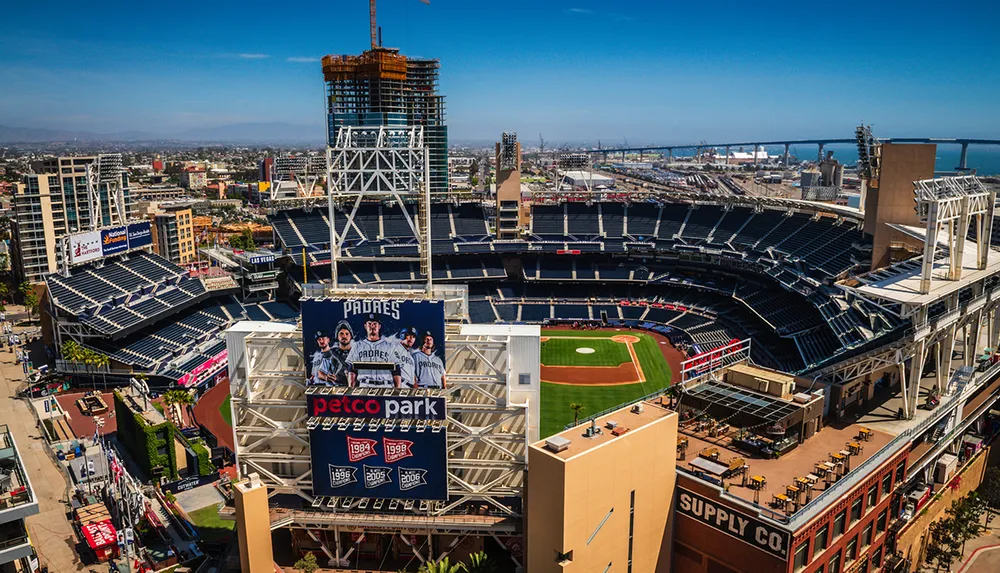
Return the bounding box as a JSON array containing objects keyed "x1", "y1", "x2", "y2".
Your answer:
[{"x1": 212, "y1": 135, "x2": 1000, "y2": 573}]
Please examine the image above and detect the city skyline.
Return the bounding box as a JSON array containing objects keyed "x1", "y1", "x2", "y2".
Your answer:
[{"x1": 0, "y1": 0, "x2": 997, "y2": 143}]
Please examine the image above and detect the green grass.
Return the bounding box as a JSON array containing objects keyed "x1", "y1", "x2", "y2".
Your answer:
[
  {"x1": 188, "y1": 504, "x2": 234, "y2": 544},
  {"x1": 539, "y1": 330, "x2": 673, "y2": 438},
  {"x1": 540, "y1": 337, "x2": 632, "y2": 367},
  {"x1": 220, "y1": 395, "x2": 232, "y2": 427}
]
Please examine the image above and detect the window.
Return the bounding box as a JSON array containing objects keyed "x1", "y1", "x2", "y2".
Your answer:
[
  {"x1": 814, "y1": 525, "x2": 830, "y2": 557},
  {"x1": 814, "y1": 566, "x2": 825, "y2": 573},
  {"x1": 157, "y1": 445, "x2": 167, "y2": 456},
  {"x1": 794, "y1": 540, "x2": 810, "y2": 570},
  {"x1": 867, "y1": 485, "x2": 878, "y2": 510},
  {"x1": 519, "y1": 373, "x2": 531, "y2": 385},
  {"x1": 895, "y1": 463, "x2": 905, "y2": 483},
  {"x1": 628, "y1": 491, "x2": 635, "y2": 573},
  {"x1": 872, "y1": 546, "x2": 883, "y2": 567},
  {"x1": 556, "y1": 550, "x2": 573, "y2": 564},
  {"x1": 862, "y1": 523, "x2": 873, "y2": 547},
  {"x1": 882, "y1": 473, "x2": 892, "y2": 496},
  {"x1": 833, "y1": 510, "x2": 846, "y2": 537},
  {"x1": 851, "y1": 498, "x2": 863, "y2": 523},
  {"x1": 845, "y1": 537, "x2": 857, "y2": 562},
  {"x1": 877, "y1": 509, "x2": 888, "y2": 533},
  {"x1": 829, "y1": 551, "x2": 842, "y2": 573}
]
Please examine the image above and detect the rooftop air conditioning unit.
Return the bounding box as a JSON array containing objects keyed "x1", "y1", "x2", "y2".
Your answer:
[
  {"x1": 545, "y1": 436, "x2": 571, "y2": 453},
  {"x1": 793, "y1": 392, "x2": 812, "y2": 404},
  {"x1": 606, "y1": 420, "x2": 619, "y2": 430},
  {"x1": 632, "y1": 403, "x2": 644, "y2": 414}
]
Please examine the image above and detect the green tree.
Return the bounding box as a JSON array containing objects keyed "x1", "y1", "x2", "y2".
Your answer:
[
  {"x1": 229, "y1": 228, "x2": 255, "y2": 250},
  {"x1": 0, "y1": 282, "x2": 8, "y2": 310},
  {"x1": 950, "y1": 492, "x2": 988, "y2": 552},
  {"x1": 418, "y1": 557, "x2": 464, "y2": 573},
  {"x1": 465, "y1": 551, "x2": 496, "y2": 573},
  {"x1": 19, "y1": 282, "x2": 38, "y2": 319},
  {"x1": 293, "y1": 552, "x2": 319, "y2": 573},
  {"x1": 926, "y1": 517, "x2": 962, "y2": 572},
  {"x1": 569, "y1": 403, "x2": 584, "y2": 425},
  {"x1": 979, "y1": 467, "x2": 1000, "y2": 515}
]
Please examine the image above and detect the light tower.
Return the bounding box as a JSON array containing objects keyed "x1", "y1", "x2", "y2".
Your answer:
[
  {"x1": 326, "y1": 125, "x2": 432, "y2": 295},
  {"x1": 85, "y1": 153, "x2": 127, "y2": 229}
]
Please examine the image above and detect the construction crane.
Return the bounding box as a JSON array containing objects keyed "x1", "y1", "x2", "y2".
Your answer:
[{"x1": 370, "y1": 0, "x2": 430, "y2": 50}]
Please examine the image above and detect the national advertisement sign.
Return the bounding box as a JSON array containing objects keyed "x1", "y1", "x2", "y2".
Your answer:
[
  {"x1": 127, "y1": 221, "x2": 152, "y2": 249},
  {"x1": 69, "y1": 231, "x2": 103, "y2": 264},
  {"x1": 309, "y1": 426, "x2": 447, "y2": 500},
  {"x1": 101, "y1": 226, "x2": 129, "y2": 256},
  {"x1": 677, "y1": 488, "x2": 790, "y2": 559},
  {"x1": 308, "y1": 393, "x2": 446, "y2": 420},
  {"x1": 302, "y1": 299, "x2": 446, "y2": 389}
]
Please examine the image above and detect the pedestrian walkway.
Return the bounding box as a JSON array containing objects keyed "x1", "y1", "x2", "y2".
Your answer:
[{"x1": 0, "y1": 305, "x2": 95, "y2": 571}]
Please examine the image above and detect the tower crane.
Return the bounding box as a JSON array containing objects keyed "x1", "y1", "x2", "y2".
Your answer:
[{"x1": 370, "y1": 0, "x2": 431, "y2": 50}]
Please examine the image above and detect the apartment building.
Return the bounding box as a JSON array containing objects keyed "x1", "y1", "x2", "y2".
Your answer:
[
  {"x1": 0, "y1": 424, "x2": 40, "y2": 571},
  {"x1": 151, "y1": 201, "x2": 197, "y2": 264},
  {"x1": 11, "y1": 155, "x2": 132, "y2": 283}
]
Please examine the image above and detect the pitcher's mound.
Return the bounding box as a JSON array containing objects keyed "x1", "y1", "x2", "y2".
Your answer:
[{"x1": 611, "y1": 335, "x2": 641, "y2": 344}]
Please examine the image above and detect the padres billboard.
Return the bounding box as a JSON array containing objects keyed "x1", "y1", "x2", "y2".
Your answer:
[
  {"x1": 302, "y1": 299, "x2": 446, "y2": 389},
  {"x1": 309, "y1": 426, "x2": 447, "y2": 500}
]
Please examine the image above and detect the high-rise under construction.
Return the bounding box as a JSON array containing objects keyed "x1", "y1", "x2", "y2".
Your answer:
[{"x1": 322, "y1": 47, "x2": 448, "y2": 195}]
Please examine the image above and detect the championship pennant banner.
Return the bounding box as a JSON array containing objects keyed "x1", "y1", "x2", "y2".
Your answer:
[{"x1": 309, "y1": 426, "x2": 448, "y2": 500}]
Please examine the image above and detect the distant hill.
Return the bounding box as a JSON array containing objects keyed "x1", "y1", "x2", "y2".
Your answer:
[
  {"x1": 0, "y1": 122, "x2": 325, "y2": 144},
  {"x1": 172, "y1": 122, "x2": 325, "y2": 143},
  {"x1": 0, "y1": 125, "x2": 159, "y2": 143}
]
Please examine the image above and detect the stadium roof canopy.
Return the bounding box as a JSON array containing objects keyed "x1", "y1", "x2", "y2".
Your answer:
[
  {"x1": 844, "y1": 224, "x2": 1000, "y2": 306},
  {"x1": 684, "y1": 378, "x2": 800, "y2": 427}
]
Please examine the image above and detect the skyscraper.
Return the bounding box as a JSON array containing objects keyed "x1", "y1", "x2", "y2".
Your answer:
[{"x1": 322, "y1": 47, "x2": 448, "y2": 195}]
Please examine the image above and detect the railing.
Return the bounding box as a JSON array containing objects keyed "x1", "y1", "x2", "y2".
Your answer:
[{"x1": 0, "y1": 533, "x2": 29, "y2": 551}]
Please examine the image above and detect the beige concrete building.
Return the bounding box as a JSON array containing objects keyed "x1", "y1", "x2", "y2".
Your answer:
[
  {"x1": 495, "y1": 133, "x2": 522, "y2": 239},
  {"x1": 234, "y1": 474, "x2": 275, "y2": 573},
  {"x1": 528, "y1": 400, "x2": 678, "y2": 573},
  {"x1": 150, "y1": 201, "x2": 197, "y2": 264}
]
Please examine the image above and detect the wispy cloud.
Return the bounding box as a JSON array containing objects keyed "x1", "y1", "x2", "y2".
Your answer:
[
  {"x1": 568, "y1": 8, "x2": 593, "y2": 14},
  {"x1": 239, "y1": 53, "x2": 269, "y2": 59},
  {"x1": 287, "y1": 57, "x2": 319, "y2": 63}
]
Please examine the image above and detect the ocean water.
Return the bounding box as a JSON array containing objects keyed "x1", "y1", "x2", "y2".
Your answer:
[{"x1": 773, "y1": 143, "x2": 1000, "y2": 176}]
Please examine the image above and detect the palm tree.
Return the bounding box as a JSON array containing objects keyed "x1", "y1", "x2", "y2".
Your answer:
[
  {"x1": 570, "y1": 403, "x2": 584, "y2": 425},
  {"x1": 418, "y1": 558, "x2": 465, "y2": 573},
  {"x1": 95, "y1": 353, "x2": 110, "y2": 390},
  {"x1": 163, "y1": 389, "x2": 194, "y2": 425},
  {"x1": 464, "y1": 552, "x2": 496, "y2": 573}
]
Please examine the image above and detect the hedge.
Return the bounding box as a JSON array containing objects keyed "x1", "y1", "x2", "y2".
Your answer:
[{"x1": 113, "y1": 391, "x2": 178, "y2": 480}]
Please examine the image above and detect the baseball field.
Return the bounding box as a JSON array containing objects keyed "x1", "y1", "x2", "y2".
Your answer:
[{"x1": 539, "y1": 328, "x2": 682, "y2": 437}]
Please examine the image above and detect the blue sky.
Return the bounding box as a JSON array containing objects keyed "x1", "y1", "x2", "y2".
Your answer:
[{"x1": 1, "y1": 0, "x2": 997, "y2": 143}]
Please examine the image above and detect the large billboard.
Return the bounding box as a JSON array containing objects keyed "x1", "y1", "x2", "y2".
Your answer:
[
  {"x1": 302, "y1": 299, "x2": 446, "y2": 389},
  {"x1": 66, "y1": 221, "x2": 155, "y2": 265},
  {"x1": 127, "y1": 221, "x2": 152, "y2": 249},
  {"x1": 101, "y1": 226, "x2": 129, "y2": 256},
  {"x1": 309, "y1": 426, "x2": 447, "y2": 500},
  {"x1": 69, "y1": 231, "x2": 103, "y2": 264},
  {"x1": 677, "y1": 488, "x2": 790, "y2": 559}
]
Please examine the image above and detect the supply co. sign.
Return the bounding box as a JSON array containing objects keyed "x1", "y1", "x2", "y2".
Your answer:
[{"x1": 677, "y1": 488, "x2": 790, "y2": 559}]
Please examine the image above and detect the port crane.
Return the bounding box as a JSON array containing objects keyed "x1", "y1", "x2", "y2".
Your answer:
[{"x1": 370, "y1": 0, "x2": 431, "y2": 49}]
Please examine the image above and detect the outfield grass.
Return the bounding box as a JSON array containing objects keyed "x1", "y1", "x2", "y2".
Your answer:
[
  {"x1": 220, "y1": 395, "x2": 232, "y2": 427},
  {"x1": 539, "y1": 329, "x2": 673, "y2": 437},
  {"x1": 540, "y1": 337, "x2": 632, "y2": 367},
  {"x1": 189, "y1": 504, "x2": 235, "y2": 544}
]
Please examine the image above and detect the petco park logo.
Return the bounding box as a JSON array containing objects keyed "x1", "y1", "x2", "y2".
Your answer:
[
  {"x1": 346, "y1": 436, "x2": 378, "y2": 462},
  {"x1": 308, "y1": 394, "x2": 446, "y2": 420}
]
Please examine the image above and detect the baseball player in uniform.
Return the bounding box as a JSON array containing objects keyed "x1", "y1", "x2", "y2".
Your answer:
[
  {"x1": 347, "y1": 313, "x2": 401, "y2": 388},
  {"x1": 413, "y1": 331, "x2": 446, "y2": 389},
  {"x1": 396, "y1": 326, "x2": 419, "y2": 388},
  {"x1": 309, "y1": 331, "x2": 335, "y2": 385},
  {"x1": 328, "y1": 321, "x2": 353, "y2": 386}
]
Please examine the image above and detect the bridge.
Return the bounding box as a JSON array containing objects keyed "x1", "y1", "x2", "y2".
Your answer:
[{"x1": 588, "y1": 138, "x2": 1000, "y2": 170}]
